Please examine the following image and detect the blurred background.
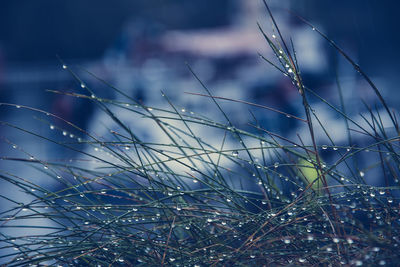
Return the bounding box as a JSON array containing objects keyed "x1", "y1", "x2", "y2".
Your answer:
[{"x1": 0, "y1": 0, "x2": 399, "y2": 257}]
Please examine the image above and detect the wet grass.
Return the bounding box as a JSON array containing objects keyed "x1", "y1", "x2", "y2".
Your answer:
[{"x1": 1, "y1": 1, "x2": 399, "y2": 266}]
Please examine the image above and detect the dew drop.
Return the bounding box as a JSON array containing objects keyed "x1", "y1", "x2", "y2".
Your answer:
[
  {"x1": 322, "y1": 145, "x2": 327, "y2": 150},
  {"x1": 359, "y1": 171, "x2": 365, "y2": 177},
  {"x1": 50, "y1": 125, "x2": 55, "y2": 130},
  {"x1": 372, "y1": 247, "x2": 380, "y2": 252},
  {"x1": 80, "y1": 83, "x2": 85, "y2": 88},
  {"x1": 181, "y1": 108, "x2": 186, "y2": 112},
  {"x1": 62, "y1": 131, "x2": 67, "y2": 136},
  {"x1": 232, "y1": 150, "x2": 239, "y2": 157},
  {"x1": 272, "y1": 34, "x2": 276, "y2": 39},
  {"x1": 283, "y1": 239, "x2": 290, "y2": 244}
]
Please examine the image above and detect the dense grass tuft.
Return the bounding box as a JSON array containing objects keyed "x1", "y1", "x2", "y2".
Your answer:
[{"x1": 1, "y1": 1, "x2": 399, "y2": 266}]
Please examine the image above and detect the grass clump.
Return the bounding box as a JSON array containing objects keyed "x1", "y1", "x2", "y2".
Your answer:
[{"x1": 1, "y1": 1, "x2": 399, "y2": 266}]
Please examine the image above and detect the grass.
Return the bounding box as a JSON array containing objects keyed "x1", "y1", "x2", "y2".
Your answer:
[{"x1": 1, "y1": 1, "x2": 399, "y2": 266}]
